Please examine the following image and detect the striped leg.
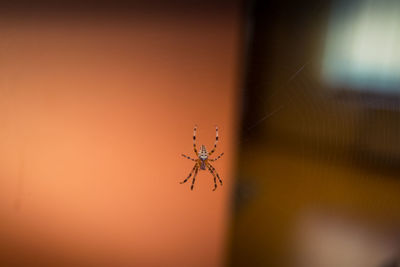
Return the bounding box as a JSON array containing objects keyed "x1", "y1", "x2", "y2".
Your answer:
[
  {"x1": 181, "y1": 154, "x2": 196, "y2": 161},
  {"x1": 208, "y1": 163, "x2": 222, "y2": 186},
  {"x1": 206, "y1": 163, "x2": 218, "y2": 191},
  {"x1": 208, "y1": 126, "x2": 219, "y2": 156},
  {"x1": 193, "y1": 125, "x2": 198, "y2": 154},
  {"x1": 190, "y1": 166, "x2": 199, "y2": 190},
  {"x1": 209, "y1": 152, "x2": 224, "y2": 162},
  {"x1": 180, "y1": 163, "x2": 198, "y2": 184}
]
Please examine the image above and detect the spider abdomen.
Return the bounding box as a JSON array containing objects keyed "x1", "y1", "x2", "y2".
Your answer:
[{"x1": 198, "y1": 145, "x2": 208, "y2": 163}]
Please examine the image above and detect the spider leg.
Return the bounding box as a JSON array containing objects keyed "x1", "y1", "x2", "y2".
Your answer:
[
  {"x1": 181, "y1": 154, "x2": 196, "y2": 161},
  {"x1": 190, "y1": 166, "x2": 199, "y2": 190},
  {"x1": 180, "y1": 163, "x2": 198, "y2": 184},
  {"x1": 206, "y1": 163, "x2": 218, "y2": 191},
  {"x1": 193, "y1": 125, "x2": 198, "y2": 155},
  {"x1": 209, "y1": 152, "x2": 224, "y2": 162},
  {"x1": 208, "y1": 126, "x2": 219, "y2": 156},
  {"x1": 208, "y1": 163, "x2": 222, "y2": 186}
]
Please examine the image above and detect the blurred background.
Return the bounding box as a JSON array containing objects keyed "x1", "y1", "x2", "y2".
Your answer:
[{"x1": 0, "y1": 0, "x2": 400, "y2": 267}]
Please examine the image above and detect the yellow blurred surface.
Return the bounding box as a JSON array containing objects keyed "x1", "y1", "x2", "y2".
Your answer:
[{"x1": 230, "y1": 142, "x2": 400, "y2": 266}]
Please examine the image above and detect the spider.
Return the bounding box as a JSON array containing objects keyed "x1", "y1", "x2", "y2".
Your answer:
[{"x1": 180, "y1": 125, "x2": 224, "y2": 191}]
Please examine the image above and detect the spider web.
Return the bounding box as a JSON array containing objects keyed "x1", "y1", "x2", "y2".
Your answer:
[{"x1": 239, "y1": 60, "x2": 311, "y2": 145}]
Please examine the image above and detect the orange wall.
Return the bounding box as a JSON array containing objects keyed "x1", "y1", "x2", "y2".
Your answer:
[{"x1": 0, "y1": 7, "x2": 241, "y2": 267}]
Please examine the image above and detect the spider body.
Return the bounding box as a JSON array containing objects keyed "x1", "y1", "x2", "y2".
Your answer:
[
  {"x1": 180, "y1": 126, "x2": 224, "y2": 191},
  {"x1": 199, "y1": 145, "x2": 208, "y2": 170}
]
